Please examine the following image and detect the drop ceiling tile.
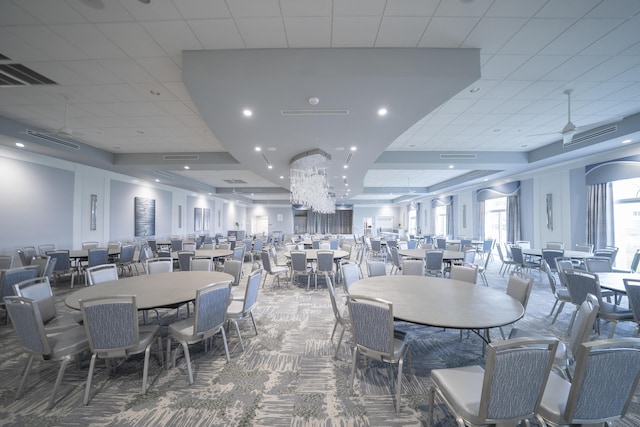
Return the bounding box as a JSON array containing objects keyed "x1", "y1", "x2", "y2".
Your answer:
[
  {"x1": 331, "y1": 17, "x2": 379, "y2": 47},
  {"x1": 541, "y1": 19, "x2": 625, "y2": 55},
  {"x1": 235, "y1": 17, "x2": 287, "y2": 48},
  {"x1": 578, "y1": 56, "x2": 640, "y2": 82},
  {"x1": 141, "y1": 21, "x2": 203, "y2": 57},
  {"x1": 605, "y1": 82, "x2": 640, "y2": 101},
  {"x1": 172, "y1": 0, "x2": 231, "y2": 19},
  {"x1": 544, "y1": 55, "x2": 609, "y2": 81},
  {"x1": 62, "y1": 59, "x2": 123, "y2": 84},
  {"x1": 508, "y1": 55, "x2": 570, "y2": 80},
  {"x1": 280, "y1": 0, "x2": 332, "y2": 17},
  {"x1": 384, "y1": 0, "x2": 439, "y2": 16},
  {"x1": 333, "y1": 0, "x2": 386, "y2": 16},
  {"x1": 119, "y1": 0, "x2": 182, "y2": 21},
  {"x1": 17, "y1": 0, "x2": 86, "y2": 24},
  {"x1": 585, "y1": 0, "x2": 640, "y2": 18},
  {"x1": 226, "y1": 0, "x2": 281, "y2": 18},
  {"x1": 7, "y1": 25, "x2": 89, "y2": 60},
  {"x1": 134, "y1": 57, "x2": 182, "y2": 82},
  {"x1": 481, "y1": 54, "x2": 532, "y2": 80},
  {"x1": 484, "y1": 0, "x2": 547, "y2": 18},
  {"x1": 436, "y1": 99, "x2": 476, "y2": 114},
  {"x1": 581, "y1": 20, "x2": 640, "y2": 55},
  {"x1": 96, "y1": 22, "x2": 166, "y2": 58},
  {"x1": 161, "y1": 82, "x2": 192, "y2": 102},
  {"x1": 98, "y1": 58, "x2": 155, "y2": 83},
  {"x1": 461, "y1": 17, "x2": 527, "y2": 54},
  {"x1": 50, "y1": 24, "x2": 126, "y2": 59},
  {"x1": 577, "y1": 81, "x2": 637, "y2": 100},
  {"x1": 24, "y1": 61, "x2": 91, "y2": 85},
  {"x1": 187, "y1": 19, "x2": 245, "y2": 49},
  {"x1": 69, "y1": 0, "x2": 134, "y2": 23},
  {"x1": 284, "y1": 17, "x2": 331, "y2": 47},
  {"x1": 419, "y1": 17, "x2": 478, "y2": 48},
  {"x1": 435, "y1": 0, "x2": 493, "y2": 17},
  {"x1": 512, "y1": 81, "x2": 565, "y2": 100},
  {"x1": 130, "y1": 83, "x2": 179, "y2": 102},
  {"x1": 99, "y1": 84, "x2": 153, "y2": 102},
  {"x1": 499, "y1": 18, "x2": 576, "y2": 55},
  {"x1": 0, "y1": 2, "x2": 40, "y2": 25},
  {"x1": 376, "y1": 16, "x2": 429, "y2": 46},
  {"x1": 0, "y1": 28, "x2": 50, "y2": 61}
]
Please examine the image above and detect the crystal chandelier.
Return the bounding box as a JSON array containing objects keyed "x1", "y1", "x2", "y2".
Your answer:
[{"x1": 290, "y1": 151, "x2": 335, "y2": 214}]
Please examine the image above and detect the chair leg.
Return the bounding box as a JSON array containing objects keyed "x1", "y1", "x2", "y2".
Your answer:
[
  {"x1": 220, "y1": 328, "x2": 230, "y2": 362},
  {"x1": 249, "y1": 312, "x2": 258, "y2": 335},
  {"x1": 83, "y1": 353, "x2": 98, "y2": 405},
  {"x1": 142, "y1": 344, "x2": 153, "y2": 394},
  {"x1": 395, "y1": 358, "x2": 403, "y2": 413},
  {"x1": 179, "y1": 342, "x2": 194, "y2": 385},
  {"x1": 334, "y1": 325, "x2": 346, "y2": 359},
  {"x1": 551, "y1": 301, "x2": 565, "y2": 324},
  {"x1": 350, "y1": 348, "x2": 359, "y2": 392},
  {"x1": 428, "y1": 386, "x2": 436, "y2": 426},
  {"x1": 231, "y1": 320, "x2": 244, "y2": 352},
  {"x1": 47, "y1": 356, "x2": 72, "y2": 409},
  {"x1": 16, "y1": 354, "x2": 35, "y2": 400}
]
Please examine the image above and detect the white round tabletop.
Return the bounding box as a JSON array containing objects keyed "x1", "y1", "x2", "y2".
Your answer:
[
  {"x1": 284, "y1": 249, "x2": 349, "y2": 260},
  {"x1": 349, "y1": 275, "x2": 524, "y2": 330},
  {"x1": 170, "y1": 249, "x2": 233, "y2": 259},
  {"x1": 65, "y1": 271, "x2": 234, "y2": 310},
  {"x1": 397, "y1": 249, "x2": 464, "y2": 261}
]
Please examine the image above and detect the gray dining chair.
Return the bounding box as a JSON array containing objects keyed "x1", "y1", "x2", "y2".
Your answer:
[
  {"x1": 537, "y1": 337, "x2": 640, "y2": 427},
  {"x1": 117, "y1": 244, "x2": 136, "y2": 276},
  {"x1": 223, "y1": 259, "x2": 243, "y2": 286},
  {"x1": 449, "y1": 262, "x2": 478, "y2": 284},
  {"x1": 190, "y1": 256, "x2": 213, "y2": 271},
  {"x1": 366, "y1": 261, "x2": 387, "y2": 277},
  {"x1": 428, "y1": 336, "x2": 558, "y2": 427},
  {"x1": 0, "y1": 255, "x2": 14, "y2": 269},
  {"x1": 315, "y1": 250, "x2": 335, "y2": 290},
  {"x1": 347, "y1": 294, "x2": 410, "y2": 412},
  {"x1": 167, "y1": 281, "x2": 232, "y2": 384},
  {"x1": 177, "y1": 250, "x2": 195, "y2": 271},
  {"x1": 326, "y1": 276, "x2": 350, "y2": 359},
  {"x1": 86, "y1": 263, "x2": 118, "y2": 285},
  {"x1": 402, "y1": 259, "x2": 424, "y2": 276},
  {"x1": 624, "y1": 278, "x2": 640, "y2": 337},
  {"x1": 340, "y1": 262, "x2": 361, "y2": 294},
  {"x1": 81, "y1": 295, "x2": 163, "y2": 404},
  {"x1": 261, "y1": 250, "x2": 289, "y2": 288},
  {"x1": 226, "y1": 269, "x2": 263, "y2": 351},
  {"x1": 289, "y1": 250, "x2": 312, "y2": 289},
  {"x1": 425, "y1": 250, "x2": 444, "y2": 277},
  {"x1": 500, "y1": 271, "x2": 534, "y2": 339},
  {"x1": 4, "y1": 296, "x2": 89, "y2": 409},
  {"x1": 1, "y1": 266, "x2": 39, "y2": 323}
]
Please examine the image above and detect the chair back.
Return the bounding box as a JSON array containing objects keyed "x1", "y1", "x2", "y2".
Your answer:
[
  {"x1": 107, "y1": 241, "x2": 121, "y2": 253},
  {"x1": 223, "y1": 260, "x2": 243, "y2": 286},
  {"x1": 30, "y1": 256, "x2": 50, "y2": 277},
  {"x1": 145, "y1": 257, "x2": 173, "y2": 274},
  {"x1": 584, "y1": 257, "x2": 612, "y2": 273},
  {"x1": 13, "y1": 276, "x2": 57, "y2": 323},
  {"x1": 157, "y1": 249, "x2": 171, "y2": 258},
  {"x1": 561, "y1": 338, "x2": 640, "y2": 423},
  {"x1": 568, "y1": 294, "x2": 600, "y2": 360},
  {"x1": 595, "y1": 246, "x2": 619, "y2": 265},
  {"x1": 478, "y1": 337, "x2": 558, "y2": 422},
  {"x1": 425, "y1": 250, "x2": 444, "y2": 274},
  {"x1": 47, "y1": 250, "x2": 71, "y2": 272},
  {"x1": 482, "y1": 239, "x2": 494, "y2": 253},
  {"x1": 1, "y1": 266, "x2": 38, "y2": 300},
  {"x1": 38, "y1": 244, "x2": 56, "y2": 255},
  {"x1": 327, "y1": 274, "x2": 347, "y2": 325},
  {"x1": 510, "y1": 245, "x2": 525, "y2": 264},
  {"x1": 289, "y1": 251, "x2": 308, "y2": 274},
  {"x1": 546, "y1": 241, "x2": 564, "y2": 249},
  {"x1": 623, "y1": 279, "x2": 640, "y2": 329},
  {"x1": 4, "y1": 296, "x2": 51, "y2": 355},
  {"x1": 370, "y1": 240, "x2": 382, "y2": 252},
  {"x1": 171, "y1": 239, "x2": 183, "y2": 251},
  {"x1": 574, "y1": 243, "x2": 594, "y2": 253},
  {"x1": 436, "y1": 238, "x2": 446, "y2": 249},
  {"x1": 463, "y1": 248, "x2": 476, "y2": 263},
  {"x1": 177, "y1": 251, "x2": 195, "y2": 271},
  {"x1": 630, "y1": 249, "x2": 640, "y2": 273},
  {"x1": 182, "y1": 242, "x2": 196, "y2": 251},
  {"x1": 506, "y1": 271, "x2": 534, "y2": 310},
  {"x1": 312, "y1": 240, "x2": 320, "y2": 249},
  {"x1": 341, "y1": 263, "x2": 361, "y2": 293},
  {"x1": 555, "y1": 257, "x2": 574, "y2": 286},
  {"x1": 389, "y1": 246, "x2": 401, "y2": 270},
  {"x1": 253, "y1": 239, "x2": 264, "y2": 252},
  {"x1": 17, "y1": 249, "x2": 31, "y2": 266},
  {"x1": 242, "y1": 269, "x2": 262, "y2": 313},
  {"x1": 86, "y1": 264, "x2": 118, "y2": 285},
  {"x1": 540, "y1": 260, "x2": 557, "y2": 294},
  {"x1": 193, "y1": 281, "x2": 231, "y2": 336},
  {"x1": 564, "y1": 269, "x2": 602, "y2": 307},
  {"x1": 407, "y1": 239, "x2": 417, "y2": 249},
  {"x1": 80, "y1": 295, "x2": 139, "y2": 357},
  {"x1": 190, "y1": 257, "x2": 213, "y2": 271},
  {"x1": 446, "y1": 243, "x2": 460, "y2": 251},
  {"x1": 232, "y1": 247, "x2": 244, "y2": 262},
  {"x1": 82, "y1": 242, "x2": 99, "y2": 250},
  {"x1": 496, "y1": 243, "x2": 507, "y2": 262},
  {"x1": 329, "y1": 239, "x2": 339, "y2": 250},
  {"x1": 541, "y1": 249, "x2": 564, "y2": 272},
  {"x1": 366, "y1": 261, "x2": 386, "y2": 277},
  {"x1": 316, "y1": 250, "x2": 334, "y2": 274},
  {"x1": 147, "y1": 240, "x2": 158, "y2": 254},
  {"x1": 515, "y1": 240, "x2": 531, "y2": 249},
  {"x1": 450, "y1": 263, "x2": 478, "y2": 284},
  {"x1": 87, "y1": 248, "x2": 109, "y2": 268},
  {"x1": 119, "y1": 245, "x2": 136, "y2": 264},
  {"x1": 218, "y1": 242, "x2": 231, "y2": 250},
  {"x1": 402, "y1": 259, "x2": 424, "y2": 276},
  {"x1": 347, "y1": 295, "x2": 395, "y2": 358}
]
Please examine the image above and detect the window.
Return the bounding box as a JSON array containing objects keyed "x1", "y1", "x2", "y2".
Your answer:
[
  {"x1": 612, "y1": 177, "x2": 640, "y2": 268},
  {"x1": 434, "y1": 205, "x2": 447, "y2": 237},
  {"x1": 484, "y1": 197, "x2": 507, "y2": 244}
]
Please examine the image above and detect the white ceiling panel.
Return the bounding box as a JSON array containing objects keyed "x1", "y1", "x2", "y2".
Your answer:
[
  {"x1": 134, "y1": 57, "x2": 182, "y2": 83},
  {"x1": 141, "y1": 21, "x2": 203, "y2": 57},
  {"x1": 171, "y1": 0, "x2": 230, "y2": 19},
  {"x1": 0, "y1": 28, "x2": 50, "y2": 61},
  {"x1": 50, "y1": 24, "x2": 127, "y2": 59},
  {"x1": 384, "y1": 0, "x2": 439, "y2": 17},
  {"x1": 25, "y1": 61, "x2": 92, "y2": 86},
  {"x1": 98, "y1": 58, "x2": 155, "y2": 83},
  {"x1": 0, "y1": 2, "x2": 40, "y2": 26},
  {"x1": 7, "y1": 25, "x2": 89, "y2": 61},
  {"x1": 187, "y1": 19, "x2": 245, "y2": 50},
  {"x1": 61, "y1": 59, "x2": 123, "y2": 85},
  {"x1": 435, "y1": 0, "x2": 493, "y2": 17},
  {"x1": 226, "y1": 0, "x2": 281, "y2": 18},
  {"x1": 484, "y1": 0, "x2": 547, "y2": 18},
  {"x1": 419, "y1": 17, "x2": 478, "y2": 48},
  {"x1": 461, "y1": 18, "x2": 527, "y2": 53},
  {"x1": 535, "y1": 0, "x2": 602, "y2": 18},
  {"x1": 17, "y1": 0, "x2": 86, "y2": 25},
  {"x1": 543, "y1": 55, "x2": 609, "y2": 81},
  {"x1": 541, "y1": 19, "x2": 625, "y2": 55},
  {"x1": 481, "y1": 54, "x2": 532, "y2": 80},
  {"x1": 331, "y1": 17, "x2": 379, "y2": 46},
  {"x1": 333, "y1": 0, "x2": 386, "y2": 17},
  {"x1": 68, "y1": 0, "x2": 134, "y2": 23},
  {"x1": 498, "y1": 18, "x2": 576, "y2": 55},
  {"x1": 582, "y1": 19, "x2": 640, "y2": 56},
  {"x1": 96, "y1": 22, "x2": 166, "y2": 58},
  {"x1": 375, "y1": 17, "x2": 429, "y2": 46},
  {"x1": 235, "y1": 18, "x2": 288, "y2": 48},
  {"x1": 280, "y1": 0, "x2": 332, "y2": 17},
  {"x1": 508, "y1": 55, "x2": 570, "y2": 80},
  {"x1": 579, "y1": 55, "x2": 640, "y2": 82},
  {"x1": 284, "y1": 17, "x2": 331, "y2": 47},
  {"x1": 120, "y1": 0, "x2": 182, "y2": 21},
  {"x1": 585, "y1": 0, "x2": 640, "y2": 18}
]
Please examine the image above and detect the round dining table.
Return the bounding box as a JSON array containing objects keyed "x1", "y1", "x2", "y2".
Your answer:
[
  {"x1": 65, "y1": 271, "x2": 234, "y2": 310},
  {"x1": 349, "y1": 275, "x2": 524, "y2": 339},
  {"x1": 397, "y1": 248, "x2": 464, "y2": 262},
  {"x1": 284, "y1": 249, "x2": 350, "y2": 261},
  {"x1": 170, "y1": 249, "x2": 233, "y2": 260}
]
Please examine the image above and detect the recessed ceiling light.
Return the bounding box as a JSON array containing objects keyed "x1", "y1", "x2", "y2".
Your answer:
[
  {"x1": 267, "y1": 165, "x2": 273, "y2": 169},
  {"x1": 155, "y1": 179, "x2": 160, "y2": 182},
  {"x1": 255, "y1": 146, "x2": 261, "y2": 152},
  {"x1": 350, "y1": 146, "x2": 357, "y2": 151},
  {"x1": 342, "y1": 175, "x2": 346, "y2": 179},
  {"x1": 243, "y1": 109, "x2": 253, "y2": 117},
  {"x1": 15, "y1": 142, "x2": 24, "y2": 148},
  {"x1": 280, "y1": 175, "x2": 284, "y2": 179},
  {"x1": 470, "y1": 87, "x2": 480, "y2": 93},
  {"x1": 449, "y1": 165, "x2": 454, "y2": 169},
  {"x1": 378, "y1": 108, "x2": 388, "y2": 116},
  {"x1": 184, "y1": 166, "x2": 190, "y2": 170},
  {"x1": 343, "y1": 165, "x2": 348, "y2": 169},
  {"x1": 622, "y1": 139, "x2": 632, "y2": 144},
  {"x1": 208, "y1": 193, "x2": 212, "y2": 195}
]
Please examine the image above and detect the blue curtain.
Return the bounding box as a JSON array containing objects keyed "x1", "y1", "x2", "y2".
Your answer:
[
  {"x1": 506, "y1": 194, "x2": 521, "y2": 243},
  {"x1": 587, "y1": 182, "x2": 614, "y2": 249}
]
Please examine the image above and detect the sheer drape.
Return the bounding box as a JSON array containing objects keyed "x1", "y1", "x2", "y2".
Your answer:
[
  {"x1": 587, "y1": 182, "x2": 614, "y2": 249},
  {"x1": 304, "y1": 210, "x2": 353, "y2": 234},
  {"x1": 477, "y1": 200, "x2": 485, "y2": 240},
  {"x1": 506, "y1": 194, "x2": 521, "y2": 243},
  {"x1": 445, "y1": 203, "x2": 453, "y2": 239}
]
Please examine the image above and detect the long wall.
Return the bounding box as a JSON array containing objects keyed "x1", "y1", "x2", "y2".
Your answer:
[{"x1": 2, "y1": 141, "x2": 639, "y2": 260}]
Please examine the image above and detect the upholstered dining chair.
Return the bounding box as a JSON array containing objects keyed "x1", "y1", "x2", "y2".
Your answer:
[
  {"x1": 500, "y1": 271, "x2": 534, "y2": 339},
  {"x1": 536, "y1": 337, "x2": 640, "y2": 427},
  {"x1": 226, "y1": 269, "x2": 263, "y2": 352},
  {"x1": 167, "y1": 281, "x2": 232, "y2": 385},
  {"x1": 145, "y1": 257, "x2": 173, "y2": 274},
  {"x1": 4, "y1": 296, "x2": 89, "y2": 409},
  {"x1": 540, "y1": 260, "x2": 572, "y2": 324},
  {"x1": 402, "y1": 259, "x2": 424, "y2": 276},
  {"x1": 326, "y1": 276, "x2": 350, "y2": 359},
  {"x1": 47, "y1": 250, "x2": 77, "y2": 287},
  {"x1": 261, "y1": 250, "x2": 289, "y2": 288},
  {"x1": 347, "y1": 294, "x2": 410, "y2": 413},
  {"x1": 425, "y1": 250, "x2": 444, "y2": 277},
  {"x1": 223, "y1": 259, "x2": 243, "y2": 286},
  {"x1": 289, "y1": 250, "x2": 312, "y2": 289},
  {"x1": 1, "y1": 266, "x2": 38, "y2": 323},
  {"x1": 190, "y1": 256, "x2": 213, "y2": 272},
  {"x1": 13, "y1": 276, "x2": 83, "y2": 334},
  {"x1": 341, "y1": 262, "x2": 361, "y2": 294},
  {"x1": 366, "y1": 261, "x2": 387, "y2": 277},
  {"x1": 83, "y1": 247, "x2": 109, "y2": 285},
  {"x1": 541, "y1": 248, "x2": 564, "y2": 273},
  {"x1": 81, "y1": 295, "x2": 163, "y2": 404},
  {"x1": 177, "y1": 250, "x2": 195, "y2": 271},
  {"x1": 428, "y1": 336, "x2": 558, "y2": 427},
  {"x1": 623, "y1": 278, "x2": 640, "y2": 337},
  {"x1": 315, "y1": 250, "x2": 336, "y2": 290},
  {"x1": 389, "y1": 246, "x2": 402, "y2": 275},
  {"x1": 0, "y1": 255, "x2": 13, "y2": 269},
  {"x1": 583, "y1": 256, "x2": 612, "y2": 273},
  {"x1": 449, "y1": 262, "x2": 478, "y2": 284},
  {"x1": 117, "y1": 244, "x2": 136, "y2": 276}
]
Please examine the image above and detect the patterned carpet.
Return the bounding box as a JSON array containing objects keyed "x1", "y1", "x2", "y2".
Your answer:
[{"x1": 1, "y1": 251, "x2": 639, "y2": 426}]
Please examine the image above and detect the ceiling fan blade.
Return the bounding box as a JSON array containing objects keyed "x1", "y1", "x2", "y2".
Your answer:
[{"x1": 527, "y1": 131, "x2": 559, "y2": 137}]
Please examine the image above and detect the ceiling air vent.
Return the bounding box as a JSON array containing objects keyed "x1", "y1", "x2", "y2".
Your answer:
[
  {"x1": 439, "y1": 153, "x2": 477, "y2": 160},
  {"x1": 0, "y1": 59, "x2": 57, "y2": 87},
  {"x1": 223, "y1": 179, "x2": 247, "y2": 184},
  {"x1": 281, "y1": 110, "x2": 350, "y2": 116},
  {"x1": 154, "y1": 170, "x2": 175, "y2": 179},
  {"x1": 25, "y1": 129, "x2": 79, "y2": 150},
  {"x1": 564, "y1": 125, "x2": 618, "y2": 147},
  {"x1": 163, "y1": 154, "x2": 199, "y2": 161}
]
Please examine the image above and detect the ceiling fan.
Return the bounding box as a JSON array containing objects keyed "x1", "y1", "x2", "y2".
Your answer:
[{"x1": 529, "y1": 89, "x2": 621, "y2": 146}]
